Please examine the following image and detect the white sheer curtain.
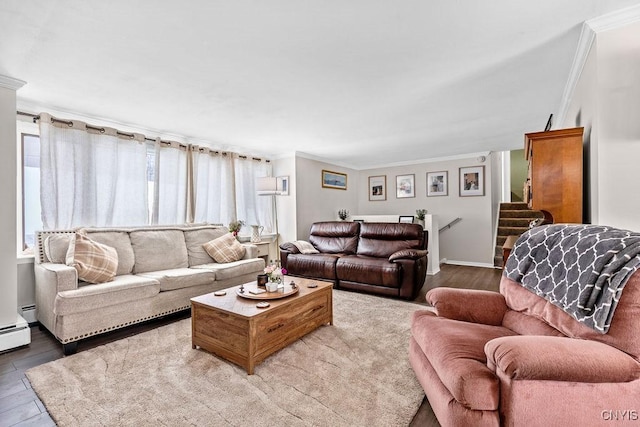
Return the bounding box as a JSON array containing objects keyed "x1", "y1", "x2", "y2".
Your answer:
[
  {"x1": 191, "y1": 147, "x2": 235, "y2": 225},
  {"x1": 39, "y1": 113, "x2": 149, "y2": 229},
  {"x1": 234, "y1": 157, "x2": 274, "y2": 234},
  {"x1": 152, "y1": 139, "x2": 188, "y2": 225}
]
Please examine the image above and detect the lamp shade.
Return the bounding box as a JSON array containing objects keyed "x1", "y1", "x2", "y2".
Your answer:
[{"x1": 256, "y1": 177, "x2": 279, "y2": 195}]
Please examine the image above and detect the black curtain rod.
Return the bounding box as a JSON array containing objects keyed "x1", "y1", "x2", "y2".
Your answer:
[{"x1": 16, "y1": 110, "x2": 269, "y2": 162}]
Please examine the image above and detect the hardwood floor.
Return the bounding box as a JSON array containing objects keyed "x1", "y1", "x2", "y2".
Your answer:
[{"x1": 0, "y1": 264, "x2": 502, "y2": 426}]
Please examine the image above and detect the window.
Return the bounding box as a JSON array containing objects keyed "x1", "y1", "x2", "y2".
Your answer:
[
  {"x1": 21, "y1": 133, "x2": 41, "y2": 252},
  {"x1": 19, "y1": 120, "x2": 273, "y2": 252}
]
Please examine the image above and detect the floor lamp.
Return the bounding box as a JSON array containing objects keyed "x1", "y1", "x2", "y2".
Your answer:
[{"x1": 256, "y1": 177, "x2": 281, "y2": 261}]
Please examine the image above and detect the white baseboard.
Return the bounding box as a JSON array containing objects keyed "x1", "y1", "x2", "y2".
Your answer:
[
  {"x1": 443, "y1": 259, "x2": 496, "y2": 269},
  {"x1": 0, "y1": 315, "x2": 31, "y2": 352}
]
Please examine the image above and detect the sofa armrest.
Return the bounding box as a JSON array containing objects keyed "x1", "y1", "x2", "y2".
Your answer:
[
  {"x1": 389, "y1": 249, "x2": 428, "y2": 262},
  {"x1": 35, "y1": 262, "x2": 78, "y2": 292},
  {"x1": 485, "y1": 336, "x2": 640, "y2": 383},
  {"x1": 279, "y1": 242, "x2": 301, "y2": 254},
  {"x1": 241, "y1": 243, "x2": 258, "y2": 259},
  {"x1": 426, "y1": 288, "x2": 507, "y2": 326}
]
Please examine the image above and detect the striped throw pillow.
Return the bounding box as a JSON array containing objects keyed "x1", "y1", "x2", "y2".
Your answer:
[
  {"x1": 66, "y1": 233, "x2": 119, "y2": 284},
  {"x1": 202, "y1": 233, "x2": 246, "y2": 263}
]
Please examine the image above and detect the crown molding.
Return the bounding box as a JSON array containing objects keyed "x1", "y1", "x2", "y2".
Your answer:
[
  {"x1": 557, "y1": 4, "x2": 640, "y2": 127},
  {"x1": 586, "y1": 3, "x2": 640, "y2": 32},
  {"x1": 0, "y1": 75, "x2": 26, "y2": 91}
]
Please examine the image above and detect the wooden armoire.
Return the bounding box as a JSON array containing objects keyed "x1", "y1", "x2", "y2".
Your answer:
[{"x1": 524, "y1": 127, "x2": 584, "y2": 224}]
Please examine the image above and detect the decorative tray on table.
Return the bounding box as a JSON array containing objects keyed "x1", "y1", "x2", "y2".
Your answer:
[{"x1": 236, "y1": 283, "x2": 299, "y2": 300}]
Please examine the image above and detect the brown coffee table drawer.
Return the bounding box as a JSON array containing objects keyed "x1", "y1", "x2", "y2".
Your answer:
[
  {"x1": 254, "y1": 289, "x2": 331, "y2": 356},
  {"x1": 192, "y1": 304, "x2": 249, "y2": 357}
]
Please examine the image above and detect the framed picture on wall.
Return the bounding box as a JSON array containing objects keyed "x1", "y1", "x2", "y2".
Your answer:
[
  {"x1": 322, "y1": 170, "x2": 347, "y2": 190},
  {"x1": 459, "y1": 166, "x2": 485, "y2": 197},
  {"x1": 427, "y1": 171, "x2": 448, "y2": 197},
  {"x1": 396, "y1": 174, "x2": 415, "y2": 198},
  {"x1": 368, "y1": 175, "x2": 386, "y2": 201}
]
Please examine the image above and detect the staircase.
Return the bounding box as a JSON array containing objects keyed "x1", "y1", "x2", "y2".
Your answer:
[{"x1": 494, "y1": 202, "x2": 544, "y2": 268}]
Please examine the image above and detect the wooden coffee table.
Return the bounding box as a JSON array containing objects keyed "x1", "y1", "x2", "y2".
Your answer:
[{"x1": 190, "y1": 277, "x2": 333, "y2": 374}]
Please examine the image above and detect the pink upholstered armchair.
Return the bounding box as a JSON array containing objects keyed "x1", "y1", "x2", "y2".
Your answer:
[{"x1": 409, "y1": 272, "x2": 640, "y2": 426}]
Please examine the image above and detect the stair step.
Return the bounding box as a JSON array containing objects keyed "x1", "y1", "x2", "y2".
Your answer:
[
  {"x1": 499, "y1": 218, "x2": 532, "y2": 227},
  {"x1": 494, "y1": 254, "x2": 504, "y2": 268},
  {"x1": 499, "y1": 202, "x2": 529, "y2": 210},
  {"x1": 498, "y1": 226, "x2": 529, "y2": 236},
  {"x1": 500, "y1": 210, "x2": 545, "y2": 219}
]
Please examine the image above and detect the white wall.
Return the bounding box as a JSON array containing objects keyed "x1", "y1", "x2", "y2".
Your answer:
[
  {"x1": 561, "y1": 21, "x2": 640, "y2": 231},
  {"x1": 294, "y1": 155, "x2": 359, "y2": 240},
  {"x1": 357, "y1": 154, "x2": 495, "y2": 266},
  {"x1": 0, "y1": 80, "x2": 20, "y2": 328}
]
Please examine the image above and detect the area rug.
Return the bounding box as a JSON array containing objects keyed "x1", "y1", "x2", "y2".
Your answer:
[{"x1": 26, "y1": 290, "x2": 431, "y2": 426}]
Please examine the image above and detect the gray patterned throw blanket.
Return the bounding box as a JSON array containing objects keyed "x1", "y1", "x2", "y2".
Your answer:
[{"x1": 504, "y1": 224, "x2": 640, "y2": 333}]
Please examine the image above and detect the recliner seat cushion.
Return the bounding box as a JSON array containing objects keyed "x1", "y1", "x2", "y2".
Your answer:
[
  {"x1": 284, "y1": 253, "x2": 341, "y2": 280},
  {"x1": 411, "y1": 310, "x2": 517, "y2": 411},
  {"x1": 337, "y1": 255, "x2": 401, "y2": 287}
]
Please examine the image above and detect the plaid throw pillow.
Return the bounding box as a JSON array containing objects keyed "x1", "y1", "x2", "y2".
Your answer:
[
  {"x1": 66, "y1": 233, "x2": 119, "y2": 284},
  {"x1": 202, "y1": 233, "x2": 246, "y2": 263}
]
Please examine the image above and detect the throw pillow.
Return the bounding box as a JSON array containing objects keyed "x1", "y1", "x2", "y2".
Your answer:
[
  {"x1": 202, "y1": 233, "x2": 246, "y2": 263},
  {"x1": 291, "y1": 240, "x2": 320, "y2": 254},
  {"x1": 43, "y1": 234, "x2": 73, "y2": 263},
  {"x1": 65, "y1": 233, "x2": 119, "y2": 284}
]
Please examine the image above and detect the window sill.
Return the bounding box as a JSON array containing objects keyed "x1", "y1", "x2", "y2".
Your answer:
[{"x1": 17, "y1": 255, "x2": 35, "y2": 264}]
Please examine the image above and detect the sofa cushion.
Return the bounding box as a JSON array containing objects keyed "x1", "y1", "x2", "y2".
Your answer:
[
  {"x1": 357, "y1": 223, "x2": 425, "y2": 258},
  {"x1": 54, "y1": 274, "x2": 160, "y2": 316},
  {"x1": 284, "y1": 253, "x2": 341, "y2": 280},
  {"x1": 65, "y1": 233, "x2": 119, "y2": 284},
  {"x1": 193, "y1": 258, "x2": 265, "y2": 281},
  {"x1": 80, "y1": 230, "x2": 135, "y2": 275},
  {"x1": 411, "y1": 310, "x2": 517, "y2": 411},
  {"x1": 308, "y1": 221, "x2": 359, "y2": 254},
  {"x1": 43, "y1": 234, "x2": 73, "y2": 263},
  {"x1": 337, "y1": 255, "x2": 401, "y2": 287},
  {"x1": 183, "y1": 227, "x2": 228, "y2": 266},
  {"x1": 203, "y1": 233, "x2": 246, "y2": 263},
  {"x1": 130, "y1": 229, "x2": 189, "y2": 274},
  {"x1": 138, "y1": 268, "x2": 216, "y2": 291}
]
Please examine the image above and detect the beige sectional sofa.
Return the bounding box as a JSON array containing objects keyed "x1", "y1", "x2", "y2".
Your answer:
[{"x1": 34, "y1": 224, "x2": 265, "y2": 354}]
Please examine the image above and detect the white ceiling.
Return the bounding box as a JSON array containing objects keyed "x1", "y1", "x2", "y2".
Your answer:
[{"x1": 2, "y1": 1, "x2": 639, "y2": 169}]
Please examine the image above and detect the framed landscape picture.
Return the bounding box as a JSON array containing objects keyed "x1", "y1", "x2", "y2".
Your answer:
[
  {"x1": 399, "y1": 215, "x2": 414, "y2": 224},
  {"x1": 322, "y1": 170, "x2": 347, "y2": 190},
  {"x1": 459, "y1": 166, "x2": 485, "y2": 197},
  {"x1": 368, "y1": 175, "x2": 386, "y2": 201},
  {"x1": 427, "y1": 171, "x2": 448, "y2": 197},
  {"x1": 396, "y1": 174, "x2": 415, "y2": 198}
]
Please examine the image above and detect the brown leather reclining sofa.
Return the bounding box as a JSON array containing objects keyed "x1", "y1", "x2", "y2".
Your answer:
[{"x1": 279, "y1": 221, "x2": 428, "y2": 300}]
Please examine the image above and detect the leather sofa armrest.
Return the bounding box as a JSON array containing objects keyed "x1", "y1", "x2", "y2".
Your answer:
[
  {"x1": 485, "y1": 336, "x2": 640, "y2": 383},
  {"x1": 35, "y1": 262, "x2": 78, "y2": 292},
  {"x1": 279, "y1": 242, "x2": 301, "y2": 254},
  {"x1": 427, "y1": 288, "x2": 507, "y2": 326},
  {"x1": 388, "y1": 249, "x2": 428, "y2": 262},
  {"x1": 241, "y1": 243, "x2": 258, "y2": 259}
]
